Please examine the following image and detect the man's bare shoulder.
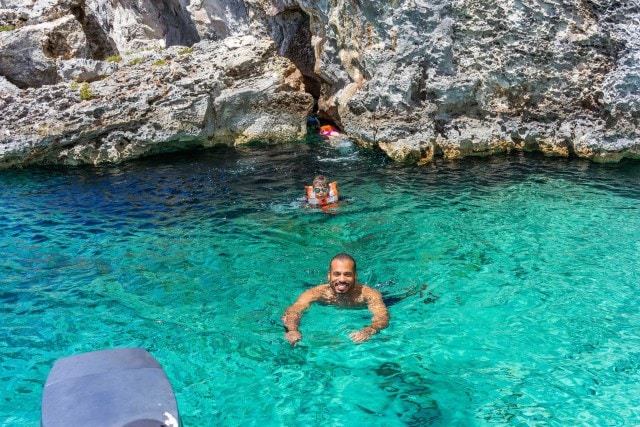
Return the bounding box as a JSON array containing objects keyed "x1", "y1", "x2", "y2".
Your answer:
[
  {"x1": 285, "y1": 285, "x2": 330, "y2": 312},
  {"x1": 360, "y1": 285, "x2": 385, "y2": 301},
  {"x1": 301, "y1": 284, "x2": 331, "y2": 298},
  {"x1": 360, "y1": 285, "x2": 382, "y2": 295}
]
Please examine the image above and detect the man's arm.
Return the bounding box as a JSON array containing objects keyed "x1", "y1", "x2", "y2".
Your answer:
[
  {"x1": 281, "y1": 287, "x2": 322, "y2": 345},
  {"x1": 349, "y1": 287, "x2": 390, "y2": 343}
]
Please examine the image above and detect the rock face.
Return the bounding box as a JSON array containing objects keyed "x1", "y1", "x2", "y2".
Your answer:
[
  {"x1": 0, "y1": 37, "x2": 312, "y2": 167},
  {"x1": 0, "y1": 0, "x2": 639, "y2": 167}
]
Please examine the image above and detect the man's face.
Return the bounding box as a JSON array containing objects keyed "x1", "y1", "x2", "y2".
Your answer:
[{"x1": 328, "y1": 258, "x2": 356, "y2": 294}]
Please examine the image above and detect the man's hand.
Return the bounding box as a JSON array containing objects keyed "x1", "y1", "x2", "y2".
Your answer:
[
  {"x1": 349, "y1": 327, "x2": 376, "y2": 343},
  {"x1": 285, "y1": 330, "x2": 302, "y2": 346}
]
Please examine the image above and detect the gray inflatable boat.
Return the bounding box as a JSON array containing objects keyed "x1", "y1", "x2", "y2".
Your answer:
[{"x1": 41, "y1": 348, "x2": 181, "y2": 427}]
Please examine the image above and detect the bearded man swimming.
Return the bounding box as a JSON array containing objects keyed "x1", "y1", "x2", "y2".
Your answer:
[{"x1": 282, "y1": 253, "x2": 390, "y2": 345}]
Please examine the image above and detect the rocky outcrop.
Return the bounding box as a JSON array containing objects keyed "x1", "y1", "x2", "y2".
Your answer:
[
  {"x1": 1, "y1": 0, "x2": 639, "y2": 168},
  {"x1": 0, "y1": 36, "x2": 312, "y2": 167},
  {"x1": 294, "y1": 0, "x2": 640, "y2": 164}
]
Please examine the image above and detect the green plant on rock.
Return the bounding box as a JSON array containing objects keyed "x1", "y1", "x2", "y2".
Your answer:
[
  {"x1": 79, "y1": 82, "x2": 92, "y2": 100},
  {"x1": 178, "y1": 47, "x2": 193, "y2": 55},
  {"x1": 129, "y1": 57, "x2": 143, "y2": 66},
  {"x1": 0, "y1": 25, "x2": 15, "y2": 32},
  {"x1": 152, "y1": 59, "x2": 167, "y2": 66},
  {"x1": 106, "y1": 55, "x2": 122, "y2": 63}
]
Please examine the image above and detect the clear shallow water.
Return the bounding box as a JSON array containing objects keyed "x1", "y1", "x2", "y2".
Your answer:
[{"x1": 1, "y1": 140, "x2": 639, "y2": 426}]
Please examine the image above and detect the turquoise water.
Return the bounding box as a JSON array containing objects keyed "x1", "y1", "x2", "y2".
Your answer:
[{"x1": 1, "y1": 140, "x2": 639, "y2": 426}]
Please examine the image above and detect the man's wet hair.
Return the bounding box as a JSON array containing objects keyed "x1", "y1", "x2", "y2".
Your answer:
[{"x1": 330, "y1": 253, "x2": 356, "y2": 272}]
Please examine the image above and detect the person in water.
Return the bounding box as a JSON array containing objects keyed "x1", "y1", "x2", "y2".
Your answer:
[
  {"x1": 305, "y1": 175, "x2": 339, "y2": 207},
  {"x1": 282, "y1": 253, "x2": 390, "y2": 345},
  {"x1": 319, "y1": 124, "x2": 340, "y2": 137}
]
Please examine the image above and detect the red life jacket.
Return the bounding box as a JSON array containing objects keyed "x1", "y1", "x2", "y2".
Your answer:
[{"x1": 319, "y1": 125, "x2": 340, "y2": 137}]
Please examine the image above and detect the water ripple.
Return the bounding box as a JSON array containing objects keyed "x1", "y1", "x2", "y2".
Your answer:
[{"x1": 1, "y1": 145, "x2": 639, "y2": 426}]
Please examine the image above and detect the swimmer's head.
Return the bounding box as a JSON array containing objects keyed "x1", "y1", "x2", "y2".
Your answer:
[
  {"x1": 312, "y1": 175, "x2": 329, "y2": 187},
  {"x1": 312, "y1": 175, "x2": 329, "y2": 197},
  {"x1": 328, "y1": 253, "x2": 357, "y2": 294}
]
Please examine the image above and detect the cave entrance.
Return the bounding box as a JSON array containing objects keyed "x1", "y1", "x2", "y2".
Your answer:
[{"x1": 267, "y1": 7, "x2": 321, "y2": 112}]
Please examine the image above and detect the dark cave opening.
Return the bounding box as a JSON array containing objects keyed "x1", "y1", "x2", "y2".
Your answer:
[{"x1": 267, "y1": 7, "x2": 322, "y2": 112}]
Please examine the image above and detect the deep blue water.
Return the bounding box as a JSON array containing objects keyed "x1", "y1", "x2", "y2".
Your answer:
[{"x1": 1, "y1": 140, "x2": 639, "y2": 426}]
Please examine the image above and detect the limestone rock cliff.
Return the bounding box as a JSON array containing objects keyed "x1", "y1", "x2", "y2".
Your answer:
[{"x1": 0, "y1": 0, "x2": 638, "y2": 167}]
